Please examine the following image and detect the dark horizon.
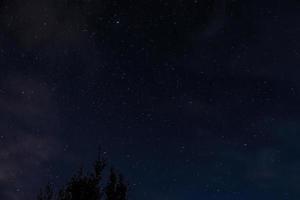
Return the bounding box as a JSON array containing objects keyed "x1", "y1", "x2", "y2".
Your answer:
[{"x1": 0, "y1": 0, "x2": 300, "y2": 199}]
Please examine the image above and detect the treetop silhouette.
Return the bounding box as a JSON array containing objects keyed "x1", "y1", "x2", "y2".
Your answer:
[{"x1": 38, "y1": 151, "x2": 128, "y2": 200}]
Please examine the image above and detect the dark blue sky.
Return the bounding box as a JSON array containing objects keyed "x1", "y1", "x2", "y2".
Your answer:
[{"x1": 0, "y1": 0, "x2": 300, "y2": 199}]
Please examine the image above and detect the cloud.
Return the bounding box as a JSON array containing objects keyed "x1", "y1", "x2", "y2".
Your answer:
[
  {"x1": 0, "y1": 73, "x2": 62, "y2": 199},
  {"x1": 0, "y1": 0, "x2": 95, "y2": 48}
]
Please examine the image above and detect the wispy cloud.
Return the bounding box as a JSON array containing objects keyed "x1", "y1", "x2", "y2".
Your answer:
[{"x1": 0, "y1": 74, "x2": 62, "y2": 199}]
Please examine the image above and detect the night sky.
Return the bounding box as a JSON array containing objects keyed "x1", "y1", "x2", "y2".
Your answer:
[{"x1": 1, "y1": 0, "x2": 300, "y2": 199}]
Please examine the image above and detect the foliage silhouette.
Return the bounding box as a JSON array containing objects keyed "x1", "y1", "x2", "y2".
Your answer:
[
  {"x1": 37, "y1": 152, "x2": 128, "y2": 200},
  {"x1": 37, "y1": 183, "x2": 54, "y2": 200},
  {"x1": 105, "y1": 168, "x2": 128, "y2": 200}
]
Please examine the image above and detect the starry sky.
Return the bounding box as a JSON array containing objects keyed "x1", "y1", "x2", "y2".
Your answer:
[{"x1": 0, "y1": 0, "x2": 300, "y2": 199}]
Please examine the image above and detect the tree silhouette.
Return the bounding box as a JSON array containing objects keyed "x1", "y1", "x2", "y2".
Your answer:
[
  {"x1": 37, "y1": 152, "x2": 128, "y2": 200},
  {"x1": 105, "y1": 168, "x2": 118, "y2": 200},
  {"x1": 115, "y1": 174, "x2": 128, "y2": 200},
  {"x1": 37, "y1": 183, "x2": 54, "y2": 200},
  {"x1": 105, "y1": 168, "x2": 128, "y2": 200}
]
